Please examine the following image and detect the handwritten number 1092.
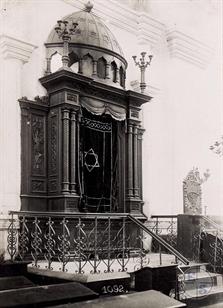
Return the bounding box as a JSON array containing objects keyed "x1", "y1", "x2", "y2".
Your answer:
[{"x1": 102, "y1": 284, "x2": 126, "y2": 294}]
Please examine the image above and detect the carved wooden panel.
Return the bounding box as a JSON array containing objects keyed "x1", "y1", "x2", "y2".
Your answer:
[
  {"x1": 48, "y1": 109, "x2": 59, "y2": 194},
  {"x1": 31, "y1": 114, "x2": 46, "y2": 176},
  {"x1": 31, "y1": 180, "x2": 46, "y2": 193},
  {"x1": 20, "y1": 101, "x2": 48, "y2": 198}
]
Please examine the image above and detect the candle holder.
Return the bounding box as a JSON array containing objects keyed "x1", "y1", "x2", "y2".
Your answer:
[
  {"x1": 132, "y1": 52, "x2": 153, "y2": 94},
  {"x1": 55, "y1": 20, "x2": 78, "y2": 70}
]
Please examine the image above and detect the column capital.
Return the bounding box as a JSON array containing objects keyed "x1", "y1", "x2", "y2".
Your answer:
[{"x1": 0, "y1": 34, "x2": 37, "y2": 63}]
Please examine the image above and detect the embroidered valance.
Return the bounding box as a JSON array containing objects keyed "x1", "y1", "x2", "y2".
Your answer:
[{"x1": 81, "y1": 97, "x2": 126, "y2": 121}]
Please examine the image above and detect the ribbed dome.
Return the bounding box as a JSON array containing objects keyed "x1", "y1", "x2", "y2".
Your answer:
[{"x1": 46, "y1": 4, "x2": 124, "y2": 59}]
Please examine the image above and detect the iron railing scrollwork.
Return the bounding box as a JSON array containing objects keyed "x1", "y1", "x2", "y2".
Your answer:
[
  {"x1": 147, "y1": 215, "x2": 178, "y2": 251},
  {"x1": 192, "y1": 216, "x2": 223, "y2": 273},
  {"x1": 7, "y1": 211, "x2": 189, "y2": 278},
  {"x1": 7, "y1": 213, "x2": 18, "y2": 261}
]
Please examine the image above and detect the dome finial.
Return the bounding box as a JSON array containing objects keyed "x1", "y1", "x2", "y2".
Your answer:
[{"x1": 84, "y1": 1, "x2": 93, "y2": 13}]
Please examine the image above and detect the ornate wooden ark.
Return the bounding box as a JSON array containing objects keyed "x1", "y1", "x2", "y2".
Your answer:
[{"x1": 20, "y1": 3, "x2": 151, "y2": 219}]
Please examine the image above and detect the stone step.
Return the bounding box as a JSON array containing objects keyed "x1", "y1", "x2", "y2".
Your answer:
[
  {"x1": 0, "y1": 276, "x2": 35, "y2": 291},
  {"x1": 182, "y1": 285, "x2": 223, "y2": 307},
  {"x1": 50, "y1": 289, "x2": 186, "y2": 308},
  {"x1": 181, "y1": 271, "x2": 222, "y2": 291},
  {"x1": 28, "y1": 266, "x2": 131, "y2": 296},
  {"x1": 178, "y1": 263, "x2": 209, "y2": 272},
  {"x1": 180, "y1": 270, "x2": 222, "y2": 281},
  {"x1": 0, "y1": 282, "x2": 98, "y2": 307}
]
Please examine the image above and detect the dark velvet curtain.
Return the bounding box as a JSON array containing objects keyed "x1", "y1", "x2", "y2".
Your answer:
[{"x1": 80, "y1": 108, "x2": 117, "y2": 212}]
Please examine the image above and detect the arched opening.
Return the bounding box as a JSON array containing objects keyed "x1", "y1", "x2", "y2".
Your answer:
[
  {"x1": 111, "y1": 61, "x2": 117, "y2": 83},
  {"x1": 119, "y1": 66, "x2": 125, "y2": 88},
  {"x1": 97, "y1": 57, "x2": 106, "y2": 79},
  {"x1": 82, "y1": 54, "x2": 93, "y2": 77},
  {"x1": 69, "y1": 52, "x2": 79, "y2": 73},
  {"x1": 51, "y1": 52, "x2": 62, "y2": 73}
]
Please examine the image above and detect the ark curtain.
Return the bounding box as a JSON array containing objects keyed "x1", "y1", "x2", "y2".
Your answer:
[{"x1": 80, "y1": 109, "x2": 117, "y2": 212}]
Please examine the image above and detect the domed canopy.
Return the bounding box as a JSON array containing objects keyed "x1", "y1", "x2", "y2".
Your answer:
[
  {"x1": 46, "y1": 2, "x2": 125, "y2": 62},
  {"x1": 45, "y1": 2, "x2": 127, "y2": 89}
]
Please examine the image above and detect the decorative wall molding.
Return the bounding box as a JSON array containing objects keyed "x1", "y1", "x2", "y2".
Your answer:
[
  {"x1": 0, "y1": 34, "x2": 37, "y2": 63},
  {"x1": 62, "y1": 0, "x2": 213, "y2": 69},
  {"x1": 137, "y1": 12, "x2": 165, "y2": 46},
  {"x1": 166, "y1": 28, "x2": 213, "y2": 69},
  {"x1": 62, "y1": 0, "x2": 165, "y2": 48}
]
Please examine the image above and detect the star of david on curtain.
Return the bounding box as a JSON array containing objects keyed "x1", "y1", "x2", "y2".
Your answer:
[{"x1": 80, "y1": 108, "x2": 118, "y2": 212}]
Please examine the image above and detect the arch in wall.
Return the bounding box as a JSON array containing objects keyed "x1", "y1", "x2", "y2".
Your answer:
[
  {"x1": 97, "y1": 57, "x2": 107, "y2": 79},
  {"x1": 111, "y1": 61, "x2": 117, "y2": 83},
  {"x1": 82, "y1": 53, "x2": 94, "y2": 77}
]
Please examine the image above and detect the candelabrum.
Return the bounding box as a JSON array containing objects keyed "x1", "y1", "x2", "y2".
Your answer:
[
  {"x1": 132, "y1": 52, "x2": 153, "y2": 94},
  {"x1": 55, "y1": 20, "x2": 78, "y2": 70}
]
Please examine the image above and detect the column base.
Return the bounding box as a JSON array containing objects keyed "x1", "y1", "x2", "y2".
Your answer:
[
  {"x1": 48, "y1": 195, "x2": 80, "y2": 212},
  {"x1": 126, "y1": 198, "x2": 145, "y2": 217}
]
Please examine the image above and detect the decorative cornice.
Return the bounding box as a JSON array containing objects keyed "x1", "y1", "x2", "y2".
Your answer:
[
  {"x1": 62, "y1": 0, "x2": 137, "y2": 33},
  {"x1": 166, "y1": 28, "x2": 213, "y2": 69},
  {"x1": 62, "y1": 1, "x2": 213, "y2": 69},
  {"x1": 130, "y1": 80, "x2": 160, "y2": 97},
  {"x1": 62, "y1": 0, "x2": 164, "y2": 47},
  {"x1": 0, "y1": 34, "x2": 37, "y2": 63},
  {"x1": 137, "y1": 12, "x2": 165, "y2": 47}
]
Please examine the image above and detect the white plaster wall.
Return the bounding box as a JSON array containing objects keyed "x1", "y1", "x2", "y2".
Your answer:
[
  {"x1": 0, "y1": 0, "x2": 222, "y2": 219},
  {"x1": 141, "y1": 0, "x2": 223, "y2": 216}
]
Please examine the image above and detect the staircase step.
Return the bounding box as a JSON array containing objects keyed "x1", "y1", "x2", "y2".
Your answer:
[
  {"x1": 0, "y1": 282, "x2": 98, "y2": 307},
  {"x1": 0, "y1": 276, "x2": 35, "y2": 291},
  {"x1": 51, "y1": 289, "x2": 186, "y2": 308},
  {"x1": 182, "y1": 285, "x2": 223, "y2": 307},
  {"x1": 28, "y1": 266, "x2": 131, "y2": 295},
  {"x1": 182, "y1": 272, "x2": 222, "y2": 292},
  {"x1": 180, "y1": 271, "x2": 222, "y2": 282},
  {"x1": 179, "y1": 263, "x2": 209, "y2": 272}
]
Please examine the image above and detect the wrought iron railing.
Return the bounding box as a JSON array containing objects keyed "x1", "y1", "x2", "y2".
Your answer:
[
  {"x1": 193, "y1": 216, "x2": 223, "y2": 273},
  {"x1": 146, "y1": 215, "x2": 178, "y2": 249},
  {"x1": 7, "y1": 211, "x2": 189, "y2": 276}
]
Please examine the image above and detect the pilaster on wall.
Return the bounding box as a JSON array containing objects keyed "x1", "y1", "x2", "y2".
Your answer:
[
  {"x1": 0, "y1": 34, "x2": 36, "y2": 255},
  {"x1": 0, "y1": 35, "x2": 36, "y2": 255}
]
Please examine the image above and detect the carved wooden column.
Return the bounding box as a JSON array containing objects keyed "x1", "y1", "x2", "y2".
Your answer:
[
  {"x1": 62, "y1": 109, "x2": 70, "y2": 193},
  {"x1": 127, "y1": 122, "x2": 133, "y2": 197},
  {"x1": 70, "y1": 110, "x2": 77, "y2": 194},
  {"x1": 138, "y1": 127, "x2": 145, "y2": 200},
  {"x1": 133, "y1": 124, "x2": 139, "y2": 197}
]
